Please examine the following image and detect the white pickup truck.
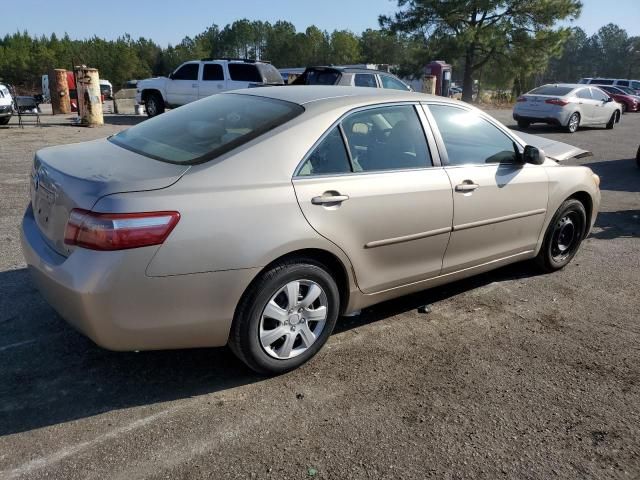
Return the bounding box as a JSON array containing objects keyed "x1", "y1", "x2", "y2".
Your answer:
[{"x1": 136, "y1": 59, "x2": 284, "y2": 117}]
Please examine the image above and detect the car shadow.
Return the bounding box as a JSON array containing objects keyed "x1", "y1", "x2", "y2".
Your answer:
[
  {"x1": 586, "y1": 158, "x2": 640, "y2": 194},
  {"x1": 591, "y1": 210, "x2": 639, "y2": 240},
  {"x1": 103, "y1": 115, "x2": 147, "y2": 126},
  {"x1": 510, "y1": 124, "x2": 606, "y2": 136},
  {"x1": 0, "y1": 261, "x2": 542, "y2": 436}
]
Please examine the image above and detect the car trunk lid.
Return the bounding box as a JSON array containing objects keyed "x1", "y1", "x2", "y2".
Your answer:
[{"x1": 31, "y1": 138, "x2": 189, "y2": 257}]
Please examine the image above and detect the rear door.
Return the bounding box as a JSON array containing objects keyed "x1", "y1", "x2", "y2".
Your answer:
[
  {"x1": 165, "y1": 63, "x2": 200, "y2": 106},
  {"x1": 198, "y1": 63, "x2": 226, "y2": 98},
  {"x1": 575, "y1": 87, "x2": 595, "y2": 123},
  {"x1": 226, "y1": 63, "x2": 262, "y2": 90},
  {"x1": 293, "y1": 104, "x2": 453, "y2": 294},
  {"x1": 353, "y1": 73, "x2": 378, "y2": 88},
  {"x1": 424, "y1": 103, "x2": 548, "y2": 273}
]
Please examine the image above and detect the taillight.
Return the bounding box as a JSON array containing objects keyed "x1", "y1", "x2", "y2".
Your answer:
[
  {"x1": 516, "y1": 96, "x2": 527, "y2": 102},
  {"x1": 64, "y1": 209, "x2": 180, "y2": 251},
  {"x1": 545, "y1": 98, "x2": 569, "y2": 106}
]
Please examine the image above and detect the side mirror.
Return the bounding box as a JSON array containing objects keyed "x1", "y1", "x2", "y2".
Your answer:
[
  {"x1": 523, "y1": 145, "x2": 546, "y2": 165},
  {"x1": 605, "y1": 96, "x2": 614, "y2": 102}
]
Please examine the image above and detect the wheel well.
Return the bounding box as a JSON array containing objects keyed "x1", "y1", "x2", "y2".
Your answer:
[
  {"x1": 568, "y1": 191, "x2": 593, "y2": 225},
  {"x1": 245, "y1": 249, "x2": 351, "y2": 315},
  {"x1": 141, "y1": 89, "x2": 161, "y2": 102}
]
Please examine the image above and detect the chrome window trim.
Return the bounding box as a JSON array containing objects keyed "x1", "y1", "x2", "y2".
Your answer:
[{"x1": 293, "y1": 101, "x2": 441, "y2": 179}]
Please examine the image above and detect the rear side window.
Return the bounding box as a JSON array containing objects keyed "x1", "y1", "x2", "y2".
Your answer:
[
  {"x1": 297, "y1": 127, "x2": 351, "y2": 176},
  {"x1": 342, "y1": 105, "x2": 431, "y2": 171},
  {"x1": 203, "y1": 64, "x2": 224, "y2": 81},
  {"x1": 380, "y1": 75, "x2": 409, "y2": 91},
  {"x1": 354, "y1": 74, "x2": 377, "y2": 88},
  {"x1": 110, "y1": 94, "x2": 304, "y2": 164},
  {"x1": 172, "y1": 63, "x2": 199, "y2": 80},
  {"x1": 529, "y1": 86, "x2": 573, "y2": 96},
  {"x1": 429, "y1": 104, "x2": 518, "y2": 166},
  {"x1": 617, "y1": 80, "x2": 629, "y2": 87},
  {"x1": 228, "y1": 64, "x2": 262, "y2": 82},
  {"x1": 576, "y1": 89, "x2": 592, "y2": 99}
]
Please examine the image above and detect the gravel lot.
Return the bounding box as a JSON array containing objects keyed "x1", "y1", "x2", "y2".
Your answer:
[{"x1": 0, "y1": 106, "x2": 638, "y2": 480}]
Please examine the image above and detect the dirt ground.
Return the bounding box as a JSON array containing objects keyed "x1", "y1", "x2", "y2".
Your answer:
[{"x1": 0, "y1": 106, "x2": 638, "y2": 480}]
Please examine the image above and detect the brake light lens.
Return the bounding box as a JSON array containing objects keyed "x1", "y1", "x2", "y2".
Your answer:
[
  {"x1": 516, "y1": 96, "x2": 527, "y2": 102},
  {"x1": 545, "y1": 98, "x2": 569, "y2": 106},
  {"x1": 64, "y1": 209, "x2": 180, "y2": 251}
]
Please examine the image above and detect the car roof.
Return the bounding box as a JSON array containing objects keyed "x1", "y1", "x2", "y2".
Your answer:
[
  {"x1": 230, "y1": 85, "x2": 453, "y2": 107},
  {"x1": 304, "y1": 66, "x2": 394, "y2": 75}
]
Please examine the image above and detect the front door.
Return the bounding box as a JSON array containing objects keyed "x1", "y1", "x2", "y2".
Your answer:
[
  {"x1": 425, "y1": 103, "x2": 549, "y2": 273},
  {"x1": 590, "y1": 87, "x2": 613, "y2": 123},
  {"x1": 165, "y1": 63, "x2": 200, "y2": 106},
  {"x1": 293, "y1": 104, "x2": 453, "y2": 294}
]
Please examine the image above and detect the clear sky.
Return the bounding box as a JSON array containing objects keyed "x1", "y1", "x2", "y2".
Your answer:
[{"x1": 1, "y1": 0, "x2": 638, "y2": 46}]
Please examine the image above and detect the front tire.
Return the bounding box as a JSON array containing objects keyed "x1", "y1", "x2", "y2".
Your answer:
[
  {"x1": 229, "y1": 259, "x2": 340, "y2": 374},
  {"x1": 144, "y1": 92, "x2": 165, "y2": 118},
  {"x1": 606, "y1": 111, "x2": 618, "y2": 129},
  {"x1": 566, "y1": 112, "x2": 580, "y2": 133},
  {"x1": 517, "y1": 120, "x2": 530, "y2": 129},
  {"x1": 535, "y1": 199, "x2": 587, "y2": 273}
]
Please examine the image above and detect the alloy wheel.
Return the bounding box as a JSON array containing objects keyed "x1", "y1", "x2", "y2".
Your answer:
[
  {"x1": 568, "y1": 114, "x2": 579, "y2": 133},
  {"x1": 259, "y1": 280, "x2": 328, "y2": 360}
]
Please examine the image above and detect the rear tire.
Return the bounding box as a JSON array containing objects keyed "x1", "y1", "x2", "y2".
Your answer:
[
  {"x1": 606, "y1": 111, "x2": 618, "y2": 129},
  {"x1": 144, "y1": 92, "x2": 165, "y2": 118},
  {"x1": 535, "y1": 199, "x2": 587, "y2": 273},
  {"x1": 229, "y1": 259, "x2": 340, "y2": 375},
  {"x1": 517, "y1": 120, "x2": 530, "y2": 129},
  {"x1": 566, "y1": 112, "x2": 580, "y2": 133}
]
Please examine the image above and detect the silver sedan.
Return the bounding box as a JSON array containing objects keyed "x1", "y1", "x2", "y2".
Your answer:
[
  {"x1": 513, "y1": 83, "x2": 622, "y2": 133},
  {"x1": 22, "y1": 87, "x2": 600, "y2": 374}
]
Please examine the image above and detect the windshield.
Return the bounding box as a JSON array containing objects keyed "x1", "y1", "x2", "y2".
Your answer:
[
  {"x1": 109, "y1": 93, "x2": 304, "y2": 164},
  {"x1": 529, "y1": 86, "x2": 573, "y2": 96}
]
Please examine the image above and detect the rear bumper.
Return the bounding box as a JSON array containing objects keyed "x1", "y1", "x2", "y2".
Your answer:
[
  {"x1": 20, "y1": 204, "x2": 258, "y2": 351},
  {"x1": 513, "y1": 113, "x2": 563, "y2": 126}
]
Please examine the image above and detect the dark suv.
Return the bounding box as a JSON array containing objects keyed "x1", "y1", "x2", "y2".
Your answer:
[{"x1": 291, "y1": 66, "x2": 411, "y2": 91}]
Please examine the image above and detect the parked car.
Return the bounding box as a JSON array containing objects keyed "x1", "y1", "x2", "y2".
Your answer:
[
  {"x1": 0, "y1": 83, "x2": 13, "y2": 125},
  {"x1": 513, "y1": 83, "x2": 622, "y2": 133},
  {"x1": 637, "y1": 145, "x2": 640, "y2": 168},
  {"x1": 21, "y1": 86, "x2": 601, "y2": 374},
  {"x1": 136, "y1": 58, "x2": 284, "y2": 117},
  {"x1": 99, "y1": 79, "x2": 113, "y2": 100},
  {"x1": 291, "y1": 66, "x2": 412, "y2": 91},
  {"x1": 615, "y1": 85, "x2": 640, "y2": 100},
  {"x1": 578, "y1": 77, "x2": 640, "y2": 94},
  {"x1": 595, "y1": 85, "x2": 639, "y2": 113}
]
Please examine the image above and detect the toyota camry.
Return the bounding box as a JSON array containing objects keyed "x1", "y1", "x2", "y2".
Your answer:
[{"x1": 21, "y1": 86, "x2": 600, "y2": 374}]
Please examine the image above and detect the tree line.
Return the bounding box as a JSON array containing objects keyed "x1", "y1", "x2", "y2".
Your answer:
[{"x1": 1, "y1": 5, "x2": 638, "y2": 100}]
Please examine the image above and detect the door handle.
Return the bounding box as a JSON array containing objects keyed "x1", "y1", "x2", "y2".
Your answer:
[
  {"x1": 311, "y1": 192, "x2": 350, "y2": 205},
  {"x1": 455, "y1": 181, "x2": 479, "y2": 192}
]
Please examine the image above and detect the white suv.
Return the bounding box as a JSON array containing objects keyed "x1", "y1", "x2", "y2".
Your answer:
[{"x1": 136, "y1": 59, "x2": 284, "y2": 117}]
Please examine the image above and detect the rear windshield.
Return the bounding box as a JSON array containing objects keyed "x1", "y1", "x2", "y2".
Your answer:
[
  {"x1": 228, "y1": 64, "x2": 262, "y2": 82},
  {"x1": 292, "y1": 69, "x2": 340, "y2": 86},
  {"x1": 109, "y1": 94, "x2": 304, "y2": 164},
  {"x1": 258, "y1": 64, "x2": 284, "y2": 84},
  {"x1": 529, "y1": 86, "x2": 573, "y2": 96}
]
